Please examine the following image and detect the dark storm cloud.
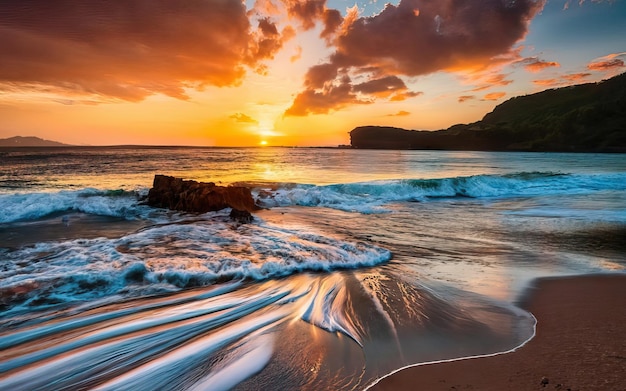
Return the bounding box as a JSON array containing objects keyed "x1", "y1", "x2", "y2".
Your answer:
[
  {"x1": 353, "y1": 76, "x2": 422, "y2": 101},
  {"x1": 353, "y1": 76, "x2": 407, "y2": 96},
  {"x1": 279, "y1": 0, "x2": 342, "y2": 38},
  {"x1": 286, "y1": 0, "x2": 545, "y2": 116},
  {"x1": 320, "y1": 8, "x2": 343, "y2": 40},
  {"x1": 282, "y1": 0, "x2": 326, "y2": 30},
  {"x1": 0, "y1": 0, "x2": 290, "y2": 102}
]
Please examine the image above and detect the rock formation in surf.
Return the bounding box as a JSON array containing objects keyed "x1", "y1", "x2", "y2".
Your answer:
[{"x1": 147, "y1": 175, "x2": 259, "y2": 218}]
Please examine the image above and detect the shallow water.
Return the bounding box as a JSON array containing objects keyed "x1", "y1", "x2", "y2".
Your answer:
[{"x1": 1, "y1": 147, "x2": 625, "y2": 390}]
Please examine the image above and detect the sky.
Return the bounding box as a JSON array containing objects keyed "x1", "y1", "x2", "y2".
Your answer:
[{"x1": 0, "y1": 0, "x2": 624, "y2": 147}]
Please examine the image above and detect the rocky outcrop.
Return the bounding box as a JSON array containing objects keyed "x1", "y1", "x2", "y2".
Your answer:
[{"x1": 147, "y1": 175, "x2": 259, "y2": 216}]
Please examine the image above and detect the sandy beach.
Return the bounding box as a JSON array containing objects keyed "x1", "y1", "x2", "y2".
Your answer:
[{"x1": 370, "y1": 274, "x2": 626, "y2": 391}]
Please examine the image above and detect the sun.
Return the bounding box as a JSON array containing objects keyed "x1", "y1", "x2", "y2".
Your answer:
[{"x1": 260, "y1": 140, "x2": 268, "y2": 146}]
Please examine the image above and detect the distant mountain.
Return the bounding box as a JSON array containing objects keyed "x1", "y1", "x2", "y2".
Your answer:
[
  {"x1": 350, "y1": 73, "x2": 626, "y2": 152},
  {"x1": 0, "y1": 136, "x2": 70, "y2": 147}
]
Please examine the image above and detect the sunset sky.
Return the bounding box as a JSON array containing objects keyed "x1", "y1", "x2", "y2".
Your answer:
[{"x1": 0, "y1": 0, "x2": 624, "y2": 146}]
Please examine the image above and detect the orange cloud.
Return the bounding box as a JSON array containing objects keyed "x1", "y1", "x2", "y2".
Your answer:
[
  {"x1": 469, "y1": 73, "x2": 513, "y2": 92},
  {"x1": 286, "y1": 71, "x2": 421, "y2": 115},
  {"x1": 458, "y1": 95, "x2": 476, "y2": 103},
  {"x1": 285, "y1": 0, "x2": 544, "y2": 116},
  {"x1": 279, "y1": 0, "x2": 343, "y2": 40},
  {"x1": 253, "y1": 0, "x2": 282, "y2": 16},
  {"x1": 562, "y1": 72, "x2": 592, "y2": 82},
  {"x1": 588, "y1": 59, "x2": 624, "y2": 70},
  {"x1": 282, "y1": 0, "x2": 326, "y2": 30},
  {"x1": 284, "y1": 74, "x2": 371, "y2": 116},
  {"x1": 0, "y1": 1, "x2": 290, "y2": 102},
  {"x1": 290, "y1": 46, "x2": 303, "y2": 63},
  {"x1": 230, "y1": 113, "x2": 259, "y2": 124},
  {"x1": 587, "y1": 53, "x2": 626, "y2": 71},
  {"x1": 321, "y1": 8, "x2": 343, "y2": 40},
  {"x1": 533, "y1": 72, "x2": 592, "y2": 87},
  {"x1": 533, "y1": 78, "x2": 559, "y2": 87},
  {"x1": 386, "y1": 110, "x2": 411, "y2": 117},
  {"x1": 483, "y1": 92, "x2": 506, "y2": 101},
  {"x1": 390, "y1": 91, "x2": 423, "y2": 101},
  {"x1": 517, "y1": 57, "x2": 561, "y2": 72}
]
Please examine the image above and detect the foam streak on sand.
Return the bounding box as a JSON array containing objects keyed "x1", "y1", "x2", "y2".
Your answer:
[
  {"x1": 0, "y1": 281, "x2": 297, "y2": 390},
  {"x1": 0, "y1": 269, "x2": 535, "y2": 390},
  {"x1": 370, "y1": 274, "x2": 626, "y2": 391}
]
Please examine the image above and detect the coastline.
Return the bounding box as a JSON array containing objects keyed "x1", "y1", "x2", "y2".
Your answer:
[{"x1": 369, "y1": 273, "x2": 626, "y2": 391}]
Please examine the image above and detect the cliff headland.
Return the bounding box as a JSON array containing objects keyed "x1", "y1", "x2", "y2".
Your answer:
[{"x1": 351, "y1": 73, "x2": 626, "y2": 152}]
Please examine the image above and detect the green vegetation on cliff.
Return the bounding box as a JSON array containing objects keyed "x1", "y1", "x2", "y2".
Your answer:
[{"x1": 350, "y1": 73, "x2": 626, "y2": 152}]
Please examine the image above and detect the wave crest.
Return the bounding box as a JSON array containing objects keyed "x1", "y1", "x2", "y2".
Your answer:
[
  {"x1": 256, "y1": 172, "x2": 626, "y2": 213},
  {"x1": 0, "y1": 188, "x2": 149, "y2": 223},
  {"x1": 0, "y1": 218, "x2": 391, "y2": 313}
]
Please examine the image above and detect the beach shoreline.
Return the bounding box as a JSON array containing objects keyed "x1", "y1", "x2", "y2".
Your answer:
[{"x1": 369, "y1": 273, "x2": 626, "y2": 391}]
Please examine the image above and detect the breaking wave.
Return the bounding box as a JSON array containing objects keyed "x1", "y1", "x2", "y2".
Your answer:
[
  {"x1": 0, "y1": 188, "x2": 151, "y2": 223},
  {"x1": 1, "y1": 172, "x2": 624, "y2": 223},
  {"x1": 256, "y1": 172, "x2": 626, "y2": 213},
  {"x1": 0, "y1": 215, "x2": 391, "y2": 314}
]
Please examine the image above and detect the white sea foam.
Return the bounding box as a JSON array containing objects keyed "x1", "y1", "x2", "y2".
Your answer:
[
  {"x1": 505, "y1": 206, "x2": 626, "y2": 222},
  {"x1": 0, "y1": 284, "x2": 292, "y2": 390},
  {"x1": 1, "y1": 172, "x2": 623, "y2": 223},
  {"x1": 0, "y1": 188, "x2": 152, "y2": 223},
  {"x1": 186, "y1": 333, "x2": 275, "y2": 391},
  {"x1": 0, "y1": 216, "x2": 391, "y2": 313},
  {"x1": 256, "y1": 172, "x2": 626, "y2": 213},
  {"x1": 299, "y1": 274, "x2": 363, "y2": 345},
  {"x1": 94, "y1": 311, "x2": 286, "y2": 391}
]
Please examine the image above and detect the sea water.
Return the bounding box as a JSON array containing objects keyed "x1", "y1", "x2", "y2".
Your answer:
[{"x1": 1, "y1": 147, "x2": 625, "y2": 390}]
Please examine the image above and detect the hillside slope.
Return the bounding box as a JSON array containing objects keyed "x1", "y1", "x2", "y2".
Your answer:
[
  {"x1": 350, "y1": 73, "x2": 626, "y2": 152},
  {"x1": 0, "y1": 136, "x2": 70, "y2": 147}
]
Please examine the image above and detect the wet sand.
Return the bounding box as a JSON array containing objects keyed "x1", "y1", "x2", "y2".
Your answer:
[{"x1": 370, "y1": 274, "x2": 626, "y2": 391}]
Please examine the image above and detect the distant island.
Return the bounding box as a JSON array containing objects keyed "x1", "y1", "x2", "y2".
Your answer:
[
  {"x1": 0, "y1": 136, "x2": 70, "y2": 147},
  {"x1": 350, "y1": 73, "x2": 626, "y2": 152}
]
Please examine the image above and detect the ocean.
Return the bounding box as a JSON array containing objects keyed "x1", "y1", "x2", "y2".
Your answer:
[{"x1": 1, "y1": 147, "x2": 625, "y2": 390}]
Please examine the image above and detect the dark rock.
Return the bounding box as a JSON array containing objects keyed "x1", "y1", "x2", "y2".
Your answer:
[
  {"x1": 229, "y1": 208, "x2": 254, "y2": 224},
  {"x1": 147, "y1": 175, "x2": 259, "y2": 214},
  {"x1": 541, "y1": 376, "x2": 550, "y2": 387}
]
